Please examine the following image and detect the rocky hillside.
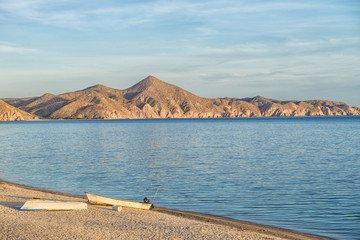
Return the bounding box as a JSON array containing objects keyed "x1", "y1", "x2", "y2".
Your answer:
[
  {"x1": 4, "y1": 76, "x2": 360, "y2": 119},
  {"x1": 0, "y1": 100, "x2": 39, "y2": 121}
]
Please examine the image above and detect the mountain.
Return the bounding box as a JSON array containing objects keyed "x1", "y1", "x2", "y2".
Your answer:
[
  {"x1": 0, "y1": 100, "x2": 39, "y2": 121},
  {"x1": 3, "y1": 76, "x2": 360, "y2": 119},
  {"x1": 122, "y1": 76, "x2": 259, "y2": 118}
]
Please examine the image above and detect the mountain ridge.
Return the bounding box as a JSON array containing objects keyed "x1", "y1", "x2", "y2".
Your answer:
[{"x1": 2, "y1": 76, "x2": 360, "y2": 120}]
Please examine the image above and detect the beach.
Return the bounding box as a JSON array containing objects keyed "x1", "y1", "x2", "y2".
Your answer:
[{"x1": 0, "y1": 180, "x2": 330, "y2": 240}]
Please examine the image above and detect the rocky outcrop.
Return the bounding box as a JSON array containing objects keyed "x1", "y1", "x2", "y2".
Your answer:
[
  {"x1": 0, "y1": 100, "x2": 39, "y2": 121},
  {"x1": 3, "y1": 76, "x2": 360, "y2": 119}
]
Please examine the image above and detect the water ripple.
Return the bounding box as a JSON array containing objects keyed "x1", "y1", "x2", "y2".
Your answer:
[{"x1": 0, "y1": 117, "x2": 359, "y2": 239}]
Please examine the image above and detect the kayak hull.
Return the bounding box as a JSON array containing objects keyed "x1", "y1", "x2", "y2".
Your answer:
[{"x1": 85, "y1": 192, "x2": 153, "y2": 210}]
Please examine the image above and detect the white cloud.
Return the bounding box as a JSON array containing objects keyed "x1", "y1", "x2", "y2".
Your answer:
[
  {"x1": 186, "y1": 45, "x2": 269, "y2": 59},
  {"x1": 0, "y1": 44, "x2": 42, "y2": 54},
  {"x1": 0, "y1": 0, "x2": 306, "y2": 29},
  {"x1": 1, "y1": 0, "x2": 355, "y2": 37},
  {"x1": 0, "y1": 0, "x2": 173, "y2": 29},
  {"x1": 195, "y1": 27, "x2": 218, "y2": 35},
  {"x1": 0, "y1": 0, "x2": 97, "y2": 29}
]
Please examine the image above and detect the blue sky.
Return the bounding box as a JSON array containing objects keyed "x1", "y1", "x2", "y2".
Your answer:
[{"x1": 1, "y1": 0, "x2": 359, "y2": 106}]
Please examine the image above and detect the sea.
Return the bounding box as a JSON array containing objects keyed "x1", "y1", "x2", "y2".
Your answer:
[{"x1": 0, "y1": 116, "x2": 359, "y2": 239}]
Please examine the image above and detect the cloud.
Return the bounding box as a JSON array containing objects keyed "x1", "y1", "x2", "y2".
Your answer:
[
  {"x1": 0, "y1": 44, "x2": 42, "y2": 54},
  {"x1": 188, "y1": 44, "x2": 269, "y2": 59},
  {"x1": 1, "y1": 0, "x2": 357, "y2": 38},
  {"x1": 0, "y1": 0, "x2": 115, "y2": 29},
  {"x1": 1, "y1": 0, "x2": 359, "y2": 105},
  {"x1": 195, "y1": 27, "x2": 218, "y2": 35},
  {"x1": 0, "y1": 1, "x2": 312, "y2": 29},
  {"x1": 0, "y1": 0, "x2": 186, "y2": 29}
]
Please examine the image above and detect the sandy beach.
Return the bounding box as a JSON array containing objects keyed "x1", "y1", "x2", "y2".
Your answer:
[{"x1": 0, "y1": 180, "x2": 330, "y2": 240}]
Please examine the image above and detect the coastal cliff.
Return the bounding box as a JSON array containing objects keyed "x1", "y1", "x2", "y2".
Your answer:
[{"x1": 3, "y1": 76, "x2": 360, "y2": 120}]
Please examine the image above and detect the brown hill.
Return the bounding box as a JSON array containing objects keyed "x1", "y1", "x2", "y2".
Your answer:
[
  {"x1": 122, "y1": 76, "x2": 258, "y2": 118},
  {"x1": 0, "y1": 100, "x2": 39, "y2": 121},
  {"x1": 3, "y1": 76, "x2": 360, "y2": 119}
]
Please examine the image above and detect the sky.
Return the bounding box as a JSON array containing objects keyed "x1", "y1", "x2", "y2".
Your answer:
[{"x1": 1, "y1": 0, "x2": 359, "y2": 106}]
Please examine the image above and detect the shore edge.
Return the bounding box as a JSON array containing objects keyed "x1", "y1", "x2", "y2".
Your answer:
[{"x1": 0, "y1": 179, "x2": 332, "y2": 240}]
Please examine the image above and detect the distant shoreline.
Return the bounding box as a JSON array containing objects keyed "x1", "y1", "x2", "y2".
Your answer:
[
  {"x1": 2, "y1": 114, "x2": 360, "y2": 123},
  {"x1": 0, "y1": 179, "x2": 332, "y2": 240}
]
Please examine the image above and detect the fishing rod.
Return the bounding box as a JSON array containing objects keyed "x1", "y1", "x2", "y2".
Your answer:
[
  {"x1": 143, "y1": 186, "x2": 161, "y2": 204},
  {"x1": 151, "y1": 186, "x2": 160, "y2": 203}
]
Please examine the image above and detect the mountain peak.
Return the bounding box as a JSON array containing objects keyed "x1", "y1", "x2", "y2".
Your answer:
[
  {"x1": 86, "y1": 84, "x2": 107, "y2": 89},
  {"x1": 81, "y1": 84, "x2": 117, "y2": 93},
  {"x1": 140, "y1": 75, "x2": 163, "y2": 85},
  {"x1": 145, "y1": 75, "x2": 159, "y2": 80},
  {"x1": 126, "y1": 75, "x2": 166, "y2": 92}
]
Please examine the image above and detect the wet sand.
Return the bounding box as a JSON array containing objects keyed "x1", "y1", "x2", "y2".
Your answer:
[{"x1": 0, "y1": 180, "x2": 331, "y2": 240}]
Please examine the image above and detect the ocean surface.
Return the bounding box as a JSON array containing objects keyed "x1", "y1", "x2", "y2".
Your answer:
[{"x1": 0, "y1": 117, "x2": 359, "y2": 239}]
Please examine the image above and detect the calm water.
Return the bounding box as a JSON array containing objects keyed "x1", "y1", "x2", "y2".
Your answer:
[{"x1": 0, "y1": 117, "x2": 359, "y2": 239}]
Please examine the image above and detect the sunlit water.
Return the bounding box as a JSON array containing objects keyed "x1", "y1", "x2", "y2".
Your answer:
[{"x1": 1, "y1": 117, "x2": 359, "y2": 239}]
